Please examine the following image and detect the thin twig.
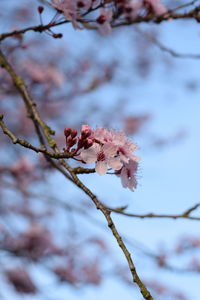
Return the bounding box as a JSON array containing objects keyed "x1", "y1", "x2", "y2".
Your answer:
[
  {"x1": 1, "y1": 4, "x2": 200, "y2": 42},
  {"x1": 106, "y1": 203, "x2": 200, "y2": 221},
  {"x1": 135, "y1": 26, "x2": 200, "y2": 59}
]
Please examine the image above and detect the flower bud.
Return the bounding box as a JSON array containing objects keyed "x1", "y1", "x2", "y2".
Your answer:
[
  {"x1": 71, "y1": 138, "x2": 77, "y2": 147},
  {"x1": 38, "y1": 6, "x2": 44, "y2": 14},
  {"x1": 81, "y1": 125, "x2": 92, "y2": 138},
  {"x1": 84, "y1": 138, "x2": 93, "y2": 149},
  {"x1": 52, "y1": 33, "x2": 63, "y2": 39},
  {"x1": 96, "y1": 15, "x2": 106, "y2": 24},
  {"x1": 64, "y1": 128, "x2": 71, "y2": 137},
  {"x1": 77, "y1": 136, "x2": 84, "y2": 149},
  {"x1": 71, "y1": 130, "x2": 77, "y2": 138}
]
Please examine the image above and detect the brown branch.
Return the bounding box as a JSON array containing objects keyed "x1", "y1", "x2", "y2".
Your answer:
[
  {"x1": 0, "y1": 3, "x2": 102, "y2": 42},
  {"x1": 0, "y1": 21, "x2": 68, "y2": 42},
  {"x1": 0, "y1": 48, "x2": 56, "y2": 149},
  {"x1": 1, "y1": 4, "x2": 200, "y2": 42},
  {"x1": 114, "y1": 5, "x2": 200, "y2": 26},
  {"x1": 0, "y1": 49, "x2": 74, "y2": 182},
  {"x1": 106, "y1": 203, "x2": 200, "y2": 221},
  {"x1": 135, "y1": 26, "x2": 200, "y2": 59},
  {"x1": 0, "y1": 114, "x2": 74, "y2": 156},
  {"x1": 61, "y1": 162, "x2": 154, "y2": 300},
  {"x1": 73, "y1": 166, "x2": 96, "y2": 174},
  {"x1": 169, "y1": 0, "x2": 199, "y2": 13},
  {"x1": 182, "y1": 203, "x2": 200, "y2": 216},
  {"x1": 31, "y1": 193, "x2": 200, "y2": 276},
  {"x1": 0, "y1": 116, "x2": 72, "y2": 157},
  {"x1": 0, "y1": 49, "x2": 153, "y2": 299},
  {"x1": 0, "y1": 114, "x2": 96, "y2": 180}
]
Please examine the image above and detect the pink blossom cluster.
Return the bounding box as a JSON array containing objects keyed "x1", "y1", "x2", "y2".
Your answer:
[
  {"x1": 50, "y1": 0, "x2": 167, "y2": 34},
  {"x1": 116, "y1": 0, "x2": 167, "y2": 20},
  {"x1": 64, "y1": 125, "x2": 139, "y2": 191},
  {"x1": 51, "y1": 0, "x2": 100, "y2": 29}
]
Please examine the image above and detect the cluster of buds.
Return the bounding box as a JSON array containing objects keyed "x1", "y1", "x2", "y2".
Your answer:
[
  {"x1": 64, "y1": 125, "x2": 94, "y2": 152},
  {"x1": 64, "y1": 128, "x2": 78, "y2": 151}
]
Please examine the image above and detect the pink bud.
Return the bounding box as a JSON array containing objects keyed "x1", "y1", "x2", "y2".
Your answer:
[
  {"x1": 71, "y1": 138, "x2": 77, "y2": 147},
  {"x1": 84, "y1": 138, "x2": 93, "y2": 149},
  {"x1": 96, "y1": 15, "x2": 106, "y2": 24},
  {"x1": 77, "y1": 136, "x2": 84, "y2": 149},
  {"x1": 66, "y1": 136, "x2": 72, "y2": 144},
  {"x1": 64, "y1": 128, "x2": 71, "y2": 137},
  {"x1": 81, "y1": 125, "x2": 92, "y2": 137},
  {"x1": 71, "y1": 130, "x2": 77, "y2": 138},
  {"x1": 66, "y1": 136, "x2": 77, "y2": 150}
]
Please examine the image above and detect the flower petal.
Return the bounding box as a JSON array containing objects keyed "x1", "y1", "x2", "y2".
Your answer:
[
  {"x1": 120, "y1": 168, "x2": 129, "y2": 188},
  {"x1": 80, "y1": 148, "x2": 97, "y2": 163},
  {"x1": 107, "y1": 157, "x2": 122, "y2": 170},
  {"x1": 119, "y1": 153, "x2": 129, "y2": 163},
  {"x1": 95, "y1": 161, "x2": 107, "y2": 175},
  {"x1": 102, "y1": 142, "x2": 117, "y2": 157}
]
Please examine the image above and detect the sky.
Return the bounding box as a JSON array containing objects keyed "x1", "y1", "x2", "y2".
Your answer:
[{"x1": 1, "y1": 1, "x2": 200, "y2": 300}]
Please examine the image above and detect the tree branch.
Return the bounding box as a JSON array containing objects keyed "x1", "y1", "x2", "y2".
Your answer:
[
  {"x1": 106, "y1": 203, "x2": 200, "y2": 221},
  {"x1": 1, "y1": 4, "x2": 200, "y2": 42},
  {"x1": 0, "y1": 47, "x2": 154, "y2": 300},
  {"x1": 135, "y1": 26, "x2": 200, "y2": 59},
  {"x1": 63, "y1": 164, "x2": 154, "y2": 300},
  {"x1": 0, "y1": 48, "x2": 56, "y2": 149}
]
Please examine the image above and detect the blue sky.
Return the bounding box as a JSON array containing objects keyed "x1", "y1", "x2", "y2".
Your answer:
[{"x1": 1, "y1": 1, "x2": 200, "y2": 299}]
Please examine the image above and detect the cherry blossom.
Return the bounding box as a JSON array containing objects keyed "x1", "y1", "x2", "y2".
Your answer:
[
  {"x1": 96, "y1": 8, "x2": 113, "y2": 35},
  {"x1": 63, "y1": 125, "x2": 139, "y2": 190},
  {"x1": 6, "y1": 268, "x2": 37, "y2": 294},
  {"x1": 92, "y1": 127, "x2": 113, "y2": 143},
  {"x1": 123, "y1": 0, "x2": 143, "y2": 20},
  {"x1": 120, "y1": 159, "x2": 138, "y2": 191},
  {"x1": 80, "y1": 142, "x2": 122, "y2": 175},
  {"x1": 22, "y1": 61, "x2": 64, "y2": 87},
  {"x1": 51, "y1": 0, "x2": 76, "y2": 16},
  {"x1": 51, "y1": 0, "x2": 82, "y2": 29},
  {"x1": 11, "y1": 156, "x2": 34, "y2": 175},
  {"x1": 110, "y1": 131, "x2": 139, "y2": 163},
  {"x1": 93, "y1": 128, "x2": 139, "y2": 163},
  {"x1": 51, "y1": 0, "x2": 98, "y2": 30},
  {"x1": 81, "y1": 124, "x2": 93, "y2": 137},
  {"x1": 50, "y1": 0, "x2": 167, "y2": 34},
  {"x1": 143, "y1": 0, "x2": 167, "y2": 16}
]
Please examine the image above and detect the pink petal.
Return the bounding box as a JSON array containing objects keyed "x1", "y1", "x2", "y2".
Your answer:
[
  {"x1": 129, "y1": 176, "x2": 137, "y2": 190},
  {"x1": 129, "y1": 154, "x2": 140, "y2": 162},
  {"x1": 129, "y1": 159, "x2": 139, "y2": 172},
  {"x1": 107, "y1": 157, "x2": 122, "y2": 170},
  {"x1": 80, "y1": 148, "x2": 97, "y2": 163},
  {"x1": 119, "y1": 153, "x2": 129, "y2": 163},
  {"x1": 95, "y1": 161, "x2": 107, "y2": 175},
  {"x1": 120, "y1": 168, "x2": 129, "y2": 188},
  {"x1": 102, "y1": 142, "x2": 117, "y2": 157}
]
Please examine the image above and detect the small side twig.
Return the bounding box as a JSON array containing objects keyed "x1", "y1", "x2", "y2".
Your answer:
[
  {"x1": 106, "y1": 203, "x2": 200, "y2": 221},
  {"x1": 135, "y1": 26, "x2": 200, "y2": 59}
]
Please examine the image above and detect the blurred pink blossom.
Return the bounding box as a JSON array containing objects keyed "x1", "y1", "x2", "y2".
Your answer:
[
  {"x1": 143, "y1": 0, "x2": 167, "y2": 15},
  {"x1": 51, "y1": 0, "x2": 94, "y2": 29},
  {"x1": 6, "y1": 268, "x2": 37, "y2": 294},
  {"x1": 96, "y1": 8, "x2": 113, "y2": 35}
]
